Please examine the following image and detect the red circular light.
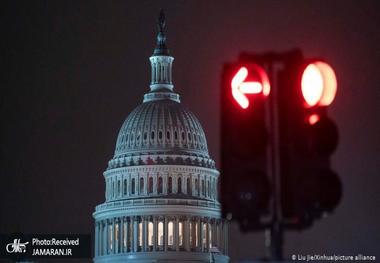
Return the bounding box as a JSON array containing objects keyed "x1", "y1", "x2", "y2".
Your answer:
[
  {"x1": 301, "y1": 62, "x2": 337, "y2": 108},
  {"x1": 308, "y1": 114, "x2": 320, "y2": 125}
]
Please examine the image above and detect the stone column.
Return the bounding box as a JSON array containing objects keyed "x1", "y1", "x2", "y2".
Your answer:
[
  {"x1": 174, "y1": 217, "x2": 179, "y2": 251},
  {"x1": 112, "y1": 218, "x2": 115, "y2": 254},
  {"x1": 205, "y1": 218, "x2": 210, "y2": 252},
  {"x1": 211, "y1": 219, "x2": 217, "y2": 248},
  {"x1": 197, "y1": 217, "x2": 202, "y2": 252},
  {"x1": 184, "y1": 217, "x2": 190, "y2": 251},
  {"x1": 133, "y1": 217, "x2": 139, "y2": 252},
  {"x1": 163, "y1": 174, "x2": 168, "y2": 194},
  {"x1": 104, "y1": 219, "x2": 109, "y2": 255},
  {"x1": 184, "y1": 176, "x2": 188, "y2": 195},
  {"x1": 153, "y1": 216, "x2": 158, "y2": 251},
  {"x1": 118, "y1": 218, "x2": 122, "y2": 253},
  {"x1": 143, "y1": 216, "x2": 148, "y2": 251},
  {"x1": 164, "y1": 216, "x2": 168, "y2": 251},
  {"x1": 125, "y1": 217, "x2": 130, "y2": 252},
  {"x1": 153, "y1": 175, "x2": 157, "y2": 195}
]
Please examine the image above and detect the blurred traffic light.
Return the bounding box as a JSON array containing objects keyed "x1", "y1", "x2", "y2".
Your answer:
[
  {"x1": 221, "y1": 63, "x2": 271, "y2": 231},
  {"x1": 221, "y1": 50, "x2": 342, "y2": 232}
]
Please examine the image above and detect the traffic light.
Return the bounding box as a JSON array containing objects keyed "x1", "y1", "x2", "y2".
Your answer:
[
  {"x1": 286, "y1": 58, "x2": 341, "y2": 228},
  {"x1": 221, "y1": 63, "x2": 271, "y2": 231},
  {"x1": 221, "y1": 50, "x2": 342, "y2": 232}
]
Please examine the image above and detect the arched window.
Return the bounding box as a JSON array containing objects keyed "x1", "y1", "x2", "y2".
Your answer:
[
  {"x1": 148, "y1": 177, "x2": 153, "y2": 193},
  {"x1": 159, "y1": 131, "x2": 163, "y2": 140},
  {"x1": 112, "y1": 180, "x2": 115, "y2": 198},
  {"x1": 148, "y1": 222, "x2": 154, "y2": 246},
  {"x1": 187, "y1": 178, "x2": 191, "y2": 195},
  {"x1": 138, "y1": 221, "x2": 143, "y2": 247},
  {"x1": 144, "y1": 132, "x2": 147, "y2": 140},
  {"x1": 151, "y1": 131, "x2": 155, "y2": 140},
  {"x1": 166, "y1": 131, "x2": 170, "y2": 140},
  {"x1": 208, "y1": 180, "x2": 211, "y2": 197},
  {"x1": 179, "y1": 222, "x2": 184, "y2": 246},
  {"x1": 158, "y1": 177, "x2": 163, "y2": 194},
  {"x1": 168, "y1": 221, "x2": 174, "y2": 247},
  {"x1": 177, "y1": 177, "x2": 182, "y2": 193},
  {"x1": 181, "y1": 132, "x2": 185, "y2": 141},
  {"x1": 117, "y1": 180, "x2": 121, "y2": 196},
  {"x1": 109, "y1": 224, "x2": 113, "y2": 251},
  {"x1": 168, "y1": 177, "x2": 172, "y2": 194},
  {"x1": 195, "y1": 221, "x2": 199, "y2": 247},
  {"x1": 131, "y1": 178, "x2": 135, "y2": 194},
  {"x1": 115, "y1": 223, "x2": 119, "y2": 249},
  {"x1": 140, "y1": 177, "x2": 144, "y2": 194},
  {"x1": 123, "y1": 179, "x2": 127, "y2": 195},
  {"x1": 174, "y1": 131, "x2": 178, "y2": 140},
  {"x1": 158, "y1": 222, "x2": 164, "y2": 246}
]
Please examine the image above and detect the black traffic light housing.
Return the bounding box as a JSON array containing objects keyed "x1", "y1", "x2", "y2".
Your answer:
[
  {"x1": 221, "y1": 49, "x2": 342, "y2": 231},
  {"x1": 220, "y1": 63, "x2": 271, "y2": 231}
]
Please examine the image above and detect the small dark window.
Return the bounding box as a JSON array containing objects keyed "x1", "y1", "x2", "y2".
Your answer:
[
  {"x1": 131, "y1": 179, "x2": 135, "y2": 194},
  {"x1": 126, "y1": 134, "x2": 129, "y2": 141},
  {"x1": 158, "y1": 177, "x2": 163, "y2": 194},
  {"x1": 168, "y1": 177, "x2": 172, "y2": 194},
  {"x1": 174, "y1": 131, "x2": 178, "y2": 140},
  {"x1": 188, "y1": 133, "x2": 191, "y2": 141},
  {"x1": 159, "y1": 131, "x2": 163, "y2": 139},
  {"x1": 151, "y1": 131, "x2": 155, "y2": 140},
  {"x1": 118, "y1": 180, "x2": 121, "y2": 196},
  {"x1": 195, "y1": 179, "x2": 199, "y2": 192},
  {"x1": 202, "y1": 180, "x2": 205, "y2": 195},
  {"x1": 123, "y1": 179, "x2": 127, "y2": 195},
  {"x1": 144, "y1": 132, "x2": 147, "y2": 140},
  {"x1": 140, "y1": 177, "x2": 144, "y2": 193},
  {"x1": 187, "y1": 178, "x2": 191, "y2": 195},
  {"x1": 166, "y1": 131, "x2": 170, "y2": 140},
  {"x1": 181, "y1": 132, "x2": 185, "y2": 140},
  {"x1": 178, "y1": 177, "x2": 182, "y2": 193},
  {"x1": 148, "y1": 177, "x2": 153, "y2": 193}
]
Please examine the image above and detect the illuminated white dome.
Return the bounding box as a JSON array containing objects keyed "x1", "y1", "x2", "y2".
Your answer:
[{"x1": 93, "y1": 11, "x2": 229, "y2": 263}]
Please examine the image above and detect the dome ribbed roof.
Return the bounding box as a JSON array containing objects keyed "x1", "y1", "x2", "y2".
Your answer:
[{"x1": 114, "y1": 99, "x2": 209, "y2": 158}]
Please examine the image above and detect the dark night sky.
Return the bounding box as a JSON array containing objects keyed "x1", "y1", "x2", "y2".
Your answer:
[{"x1": 1, "y1": 0, "x2": 379, "y2": 261}]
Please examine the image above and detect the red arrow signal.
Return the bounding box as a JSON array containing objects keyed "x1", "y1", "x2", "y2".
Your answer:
[{"x1": 231, "y1": 66, "x2": 270, "y2": 109}]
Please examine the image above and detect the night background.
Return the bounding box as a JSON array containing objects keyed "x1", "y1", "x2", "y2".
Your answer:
[{"x1": 1, "y1": 0, "x2": 379, "y2": 261}]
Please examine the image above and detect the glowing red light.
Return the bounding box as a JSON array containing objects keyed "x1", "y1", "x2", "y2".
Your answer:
[
  {"x1": 301, "y1": 62, "x2": 337, "y2": 107},
  {"x1": 308, "y1": 114, "x2": 320, "y2": 125},
  {"x1": 232, "y1": 67, "x2": 250, "y2": 109},
  {"x1": 231, "y1": 66, "x2": 270, "y2": 109}
]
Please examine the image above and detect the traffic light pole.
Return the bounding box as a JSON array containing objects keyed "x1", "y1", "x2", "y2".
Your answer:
[{"x1": 265, "y1": 62, "x2": 284, "y2": 261}]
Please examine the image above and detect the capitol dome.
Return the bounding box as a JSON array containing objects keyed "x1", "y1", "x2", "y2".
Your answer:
[
  {"x1": 114, "y1": 99, "x2": 209, "y2": 158},
  {"x1": 93, "y1": 10, "x2": 229, "y2": 263}
]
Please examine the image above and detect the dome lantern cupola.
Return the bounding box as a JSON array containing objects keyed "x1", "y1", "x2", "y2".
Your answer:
[{"x1": 148, "y1": 10, "x2": 174, "y2": 93}]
